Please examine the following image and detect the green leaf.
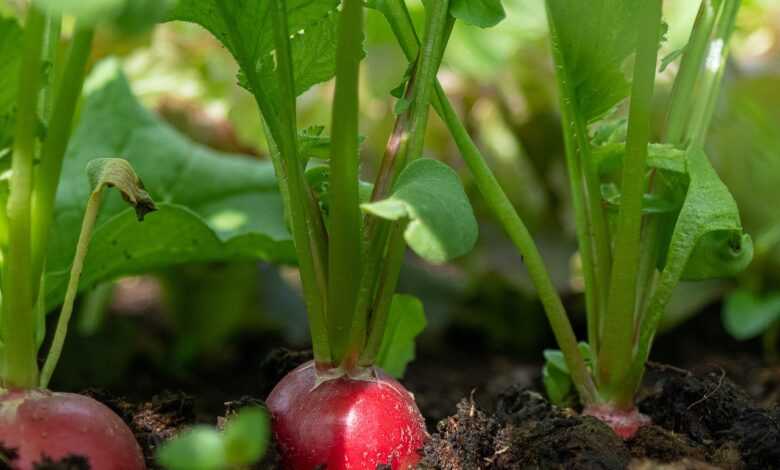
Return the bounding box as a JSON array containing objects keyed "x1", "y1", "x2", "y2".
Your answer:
[
  {"x1": 450, "y1": 0, "x2": 506, "y2": 28},
  {"x1": 546, "y1": 0, "x2": 643, "y2": 122},
  {"x1": 223, "y1": 406, "x2": 270, "y2": 465},
  {"x1": 362, "y1": 158, "x2": 478, "y2": 263},
  {"x1": 542, "y1": 343, "x2": 592, "y2": 406},
  {"x1": 682, "y1": 230, "x2": 753, "y2": 280},
  {"x1": 33, "y1": 0, "x2": 174, "y2": 30},
  {"x1": 167, "y1": 0, "x2": 341, "y2": 107},
  {"x1": 0, "y1": 15, "x2": 23, "y2": 150},
  {"x1": 723, "y1": 289, "x2": 780, "y2": 341},
  {"x1": 650, "y1": 149, "x2": 752, "y2": 317},
  {"x1": 157, "y1": 426, "x2": 226, "y2": 470},
  {"x1": 376, "y1": 294, "x2": 426, "y2": 378},
  {"x1": 44, "y1": 60, "x2": 293, "y2": 310}
]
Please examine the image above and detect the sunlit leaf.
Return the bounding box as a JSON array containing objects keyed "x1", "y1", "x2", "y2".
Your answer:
[
  {"x1": 450, "y1": 0, "x2": 506, "y2": 28},
  {"x1": 362, "y1": 158, "x2": 478, "y2": 263}
]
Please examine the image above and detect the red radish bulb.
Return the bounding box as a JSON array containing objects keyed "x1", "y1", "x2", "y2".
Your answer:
[
  {"x1": 583, "y1": 404, "x2": 650, "y2": 439},
  {"x1": 267, "y1": 361, "x2": 428, "y2": 470},
  {"x1": 0, "y1": 389, "x2": 145, "y2": 470}
]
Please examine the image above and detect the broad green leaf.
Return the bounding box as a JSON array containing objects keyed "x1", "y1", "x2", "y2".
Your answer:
[
  {"x1": 44, "y1": 60, "x2": 293, "y2": 310},
  {"x1": 223, "y1": 406, "x2": 270, "y2": 465},
  {"x1": 0, "y1": 15, "x2": 23, "y2": 149},
  {"x1": 376, "y1": 294, "x2": 426, "y2": 378},
  {"x1": 450, "y1": 0, "x2": 506, "y2": 28},
  {"x1": 723, "y1": 289, "x2": 780, "y2": 341},
  {"x1": 157, "y1": 426, "x2": 225, "y2": 470},
  {"x1": 167, "y1": 0, "x2": 340, "y2": 107},
  {"x1": 362, "y1": 158, "x2": 478, "y2": 263},
  {"x1": 650, "y1": 149, "x2": 752, "y2": 319},
  {"x1": 546, "y1": 0, "x2": 643, "y2": 122}
]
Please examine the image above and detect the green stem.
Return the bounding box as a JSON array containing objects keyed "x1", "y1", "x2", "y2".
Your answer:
[
  {"x1": 270, "y1": 0, "x2": 331, "y2": 366},
  {"x1": 375, "y1": 0, "x2": 597, "y2": 403},
  {"x1": 31, "y1": 26, "x2": 95, "y2": 296},
  {"x1": 328, "y1": 0, "x2": 364, "y2": 367},
  {"x1": 358, "y1": 0, "x2": 450, "y2": 367},
  {"x1": 545, "y1": 6, "x2": 606, "y2": 355},
  {"x1": 39, "y1": 190, "x2": 103, "y2": 388},
  {"x1": 39, "y1": 15, "x2": 62, "y2": 123},
  {"x1": 665, "y1": 0, "x2": 719, "y2": 146},
  {"x1": 623, "y1": 0, "x2": 742, "y2": 401},
  {"x1": 597, "y1": 0, "x2": 662, "y2": 407},
  {"x1": 1, "y1": 7, "x2": 46, "y2": 389},
  {"x1": 688, "y1": 0, "x2": 740, "y2": 149}
]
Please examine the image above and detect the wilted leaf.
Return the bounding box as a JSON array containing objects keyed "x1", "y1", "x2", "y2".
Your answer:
[
  {"x1": 376, "y1": 294, "x2": 426, "y2": 378},
  {"x1": 362, "y1": 158, "x2": 478, "y2": 263},
  {"x1": 86, "y1": 158, "x2": 157, "y2": 221}
]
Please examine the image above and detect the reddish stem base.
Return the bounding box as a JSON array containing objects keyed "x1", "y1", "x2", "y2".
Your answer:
[{"x1": 583, "y1": 404, "x2": 650, "y2": 439}]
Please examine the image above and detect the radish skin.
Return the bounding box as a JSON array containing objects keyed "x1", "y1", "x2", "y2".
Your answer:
[
  {"x1": 267, "y1": 361, "x2": 428, "y2": 470},
  {"x1": 0, "y1": 389, "x2": 145, "y2": 469}
]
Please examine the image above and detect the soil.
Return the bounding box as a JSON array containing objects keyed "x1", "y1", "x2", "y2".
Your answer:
[{"x1": 3, "y1": 305, "x2": 778, "y2": 469}]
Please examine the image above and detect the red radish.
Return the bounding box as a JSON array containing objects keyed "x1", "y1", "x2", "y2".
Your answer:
[
  {"x1": 583, "y1": 404, "x2": 650, "y2": 439},
  {"x1": 0, "y1": 389, "x2": 145, "y2": 470},
  {"x1": 267, "y1": 361, "x2": 428, "y2": 470}
]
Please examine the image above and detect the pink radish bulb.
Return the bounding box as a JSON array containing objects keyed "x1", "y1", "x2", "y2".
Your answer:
[
  {"x1": 0, "y1": 389, "x2": 145, "y2": 470},
  {"x1": 583, "y1": 404, "x2": 651, "y2": 439},
  {"x1": 267, "y1": 361, "x2": 428, "y2": 470}
]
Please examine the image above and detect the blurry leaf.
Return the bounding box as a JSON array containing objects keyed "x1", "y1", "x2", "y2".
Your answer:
[
  {"x1": 167, "y1": 0, "x2": 341, "y2": 108},
  {"x1": 0, "y1": 15, "x2": 23, "y2": 149},
  {"x1": 34, "y1": 0, "x2": 174, "y2": 31},
  {"x1": 450, "y1": 0, "x2": 506, "y2": 28},
  {"x1": 223, "y1": 406, "x2": 270, "y2": 465},
  {"x1": 546, "y1": 0, "x2": 644, "y2": 122},
  {"x1": 723, "y1": 289, "x2": 780, "y2": 341},
  {"x1": 157, "y1": 427, "x2": 225, "y2": 470},
  {"x1": 542, "y1": 343, "x2": 592, "y2": 406},
  {"x1": 682, "y1": 230, "x2": 753, "y2": 280},
  {"x1": 376, "y1": 294, "x2": 426, "y2": 378},
  {"x1": 44, "y1": 60, "x2": 293, "y2": 310},
  {"x1": 593, "y1": 143, "x2": 686, "y2": 177},
  {"x1": 601, "y1": 183, "x2": 679, "y2": 215},
  {"x1": 362, "y1": 158, "x2": 478, "y2": 263}
]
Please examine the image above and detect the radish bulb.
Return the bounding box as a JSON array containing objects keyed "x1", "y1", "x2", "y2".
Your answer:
[
  {"x1": 0, "y1": 389, "x2": 145, "y2": 470},
  {"x1": 267, "y1": 361, "x2": 427, "y2": 470}
]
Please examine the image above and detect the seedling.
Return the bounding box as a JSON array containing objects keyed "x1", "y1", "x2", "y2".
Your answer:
[
  {"x1": 0, "y1": 3, "x2": 162, "y2": 468},
  {"x1": 365, "y1": 0, "x2": 752, "y2": 439}
]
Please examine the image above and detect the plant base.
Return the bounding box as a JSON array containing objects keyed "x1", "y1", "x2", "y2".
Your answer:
[{"x1": 583, "y1": 404, "x2": 650, "y2": 439}]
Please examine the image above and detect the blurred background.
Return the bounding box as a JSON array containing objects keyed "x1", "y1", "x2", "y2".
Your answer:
[{"x1": 3, "y1": 0, "x2": 778, "y2": 417}]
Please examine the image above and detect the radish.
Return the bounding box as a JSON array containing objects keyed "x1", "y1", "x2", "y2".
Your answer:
[
  {"x1": 267, "y1": 361, "x2": 427, "y2": 470},
  {"x1": 0, "y1": 389, "x2": 145, "y2": 469}
]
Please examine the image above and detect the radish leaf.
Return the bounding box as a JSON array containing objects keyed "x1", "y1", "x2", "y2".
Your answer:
[
  {"x1": 723, "y1": 289, "x2": 780, "y2": 341},
  {"x1": 44, "y1": 61, "x2": 293, "y2": 310},
  {"x1": 546, "y1": 0, "x2": 643, "y2": 123},
  {"x1": 450, "y1": 0, "x2": 505, "y2": 28},
  {"x1": 362, "y1": 158, "x2": 478, "y2": 264},
  {"x1": 376, "y1": 294, "x2": 426, "y2": 378}
]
